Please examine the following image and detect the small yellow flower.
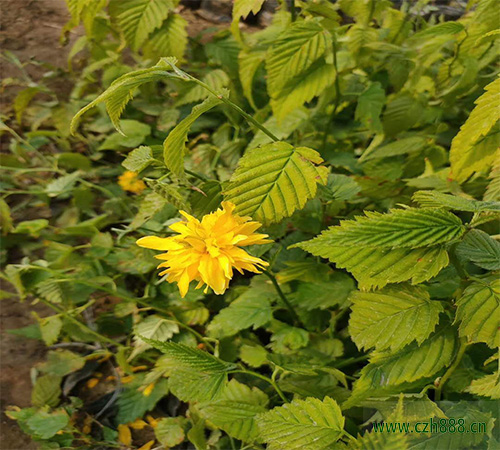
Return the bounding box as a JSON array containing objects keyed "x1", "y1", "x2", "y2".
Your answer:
[
  {"x1": 137, "y1": 202, "x2": 271, "y2": 298},
  {"x1": 118, "y1": 171, "x2": 146, "y2": 194},
  {"x1": 117, "y1": 424, "x2": 132, "y2": 446}
]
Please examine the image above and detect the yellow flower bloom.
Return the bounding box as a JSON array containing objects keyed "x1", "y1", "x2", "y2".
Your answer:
[
  {"x1": 118, "y1": 171, "x2": 146, "y2": 194},
  {"x1": 136, "y1": 202, "x2": 271, "y2": 297}
]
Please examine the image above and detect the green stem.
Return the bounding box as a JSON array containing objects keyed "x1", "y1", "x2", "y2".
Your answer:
[
  {"x1": 435, "y1": 338, "x2": 468, "y2": 401},
  {"x1": 37, "y1": 298, "x2": 125, "y2": 349},
  {"x1": 290, "y1": 0, "x2": 296, "y2": 22},
  {"x1": 185, "y1": 169, "x2": 208, "y2": 182},
  {"x1": 262, "y1": 270, "x2": 304, "y2": 328},
  {"x1": 188, "y1": 76, "x2": 279, "y2": 142},
  {"x1": 333, "y1": 354, "x2": 369, "y2": 369},
  {"x1": 232, "y1": 368, "x2": 288, "y2": 403}
]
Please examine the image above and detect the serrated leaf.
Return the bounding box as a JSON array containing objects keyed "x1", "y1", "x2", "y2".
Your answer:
[
  {"x1": 296, "y1": 208, "x2": 464, "y2": 250},
  {"x1": 271, "y1": 60, "x2": 336, "y2": 122},
  {"x1": 144, "y1": 14, "x2": 188, "y2": 61},
  {"x1": 109, "y1": 0, "x2": 173, "y2": 50},
  {"x1": 382, "y1": 94, "x2": 424, "y2": 137},
  {"x1": 122, "y1": 145, "x2": 154, "y2": 172},
  {"x1": 413, "y1": 191, "x2": 500, "y2": 213},
  {"x1": 409, "y1": 22, "x2": 465, "y2": 42},
  {"x1": 349, "y1": 430, "x2": 408, "y2": 450},
  {"x1": 303, "y1": 245, "x2": 449, "y2": 290},
  {"x1": 71, "y1": 59, "x2": 178, "y2": 134},
  {"x1": 256, "y1": 396, "x2": 344, "y2": 450},
  {"x1": 407, "y1": 402, "x2": 493, "y2": 449},
  {"x1": 207, "y1": 288, "x2": 275, "y2": 338},
  {"x1": 14, "y1": 87, "x2": 41, "y2": 124},
  {"x1": 142, "y1": 338, "x2": 237, "y2": 372},
  {"x1": 131, "y1": 315, "x2": 179, "y2": 359},
  {"x1": 456, "y1": 229, "x2": 500, "y2": 270},
  {"x1": 198, "y1": 379, "x2": 269, "y2": 442},
  {"x1": 455, "y1": 275, "x2": 500, "y2": 348},
  {"x1": 176, "y1": 70, "x2": 229, "y2": 106},
  {"x1": 266, "y1": 20, "x2": 330, "y2": 98},
  {"x1": 320, "y1": 174, "x2": 361, "y2": 202},
  {"x1": 147, "y1": 179, "x2": 189, "y2": 210},
  {"x1": 163, "y1": 93, "x2": 224, "y2": 177},
  {"x1": 190, "y1": 180, "x2": 223, "y2": 217},
  {"x1": 450, "y1": 78, "x2": 500, "y2": 182},
  {"x1": 224, "y1": 142, "x2": 328, "y2": 225},
  {"x1": 355, "y1": 82, "x2": 385, "y2": 133},
  {"x1": 350, "y1": 326, "x2": 457, "y2": 402},
  {"x1": 349, "y1": 285, "x2": 444, "y2": 352},
  {"x1": 39, "y1": 315, "x2": 63, "y2": 346},
  {"x1": 484, "y1": 157, "x2": 500, "y2": 201},
  {"x1": 32, "y1": 374, "x2": 62, "y2": 407},
  {"x1": 465, "y1": 372, "x2": 500, "y2": 399}
]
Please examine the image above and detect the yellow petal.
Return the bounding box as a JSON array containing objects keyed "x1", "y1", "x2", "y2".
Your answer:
[
  {"x1": 136, "y1": 236, "x2": 177, "y2": 250},
  {"x1": 118, "y1": 424, "x2": 132, "y2": 446},
  {"x1": 138, "y1": 440, "x2": 155, "y2": 450},
  {"x1": 129, "y1": 419, "x2": 148, "y2": 430}
]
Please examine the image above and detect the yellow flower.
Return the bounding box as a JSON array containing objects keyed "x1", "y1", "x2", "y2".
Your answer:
[
  {"x1": 118, "y1": 171, "x2": 146, "y2": 194},
  {"x1": 136, "y1": 202, "x2": 271, "y2": 297}
]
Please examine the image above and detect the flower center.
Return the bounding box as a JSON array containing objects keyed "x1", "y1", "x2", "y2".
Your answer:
[{"x1": 205, "y1": 237, "x2": 221, "y2": 257}]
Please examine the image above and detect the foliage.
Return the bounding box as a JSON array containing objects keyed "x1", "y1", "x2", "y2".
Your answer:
[{"x1": 1, "y1": 0, "x2": 499, "y2": 448}]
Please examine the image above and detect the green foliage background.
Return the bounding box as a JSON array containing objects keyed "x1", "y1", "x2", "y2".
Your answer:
[{"x1": 1, "y1": 0, "x2": 499, "y2": 448}]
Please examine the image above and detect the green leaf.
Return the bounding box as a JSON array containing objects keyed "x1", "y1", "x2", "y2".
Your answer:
[
  {"x1": 38, "y1": 350, "x2": 86, "y2": 376},
  {"x1": 413, "y1": 191, "x2": 500, "y2": 213},
  {"x1": 355, "y1": 82, "x2": 385, "y2": 133},
  {"x1": 71, "y1": 59, "x2": 178, "y2": 134},
  {"x1": 239, "y1": 50, "x2": 265, "y2": 109},
  {"x1": 198, "y1": 379, "x2": 269, "y2": 442},
  {"x1": 270, "y1": 60, "x2": 336, "y2": 122},
  {"x1": 131, "y1": 192, "x2": 167, "y2": 229},
  {"x1": 163, "y1": 92, "x2": 224, "y2": 178},
  {"x1": 291, "y1": 272, "x2": 354, "y2": 311},
  {"x1": 14, "y1": 87, "x2": 42, "y2": 124},
  {"x1": 409, "y1": 22, "x2": 465, "y2": 42},
  {"x1": 407, "y1": 402, "x2": 493, "y2": 449},
  {"x1": 155, "y1": 417, "x2": 186, "y2": 447},
  {"x1": 455, "y1": 275, "x2": 500, "y2": 348},
  {"x1": 361, "y1": 137, "x2": 428, "y2": 162},
  {"x1": 170, "y1": 368, "x2": 229, "y2": 403},
  {"x1": 207, "y1": 286, "x2": 275, "y2": 338},
  {"x1": 465, "y1": 373, "x2": 500, "y2": 399},
  {"x1": 266, "y1": 20, "x2": 330, "y2": 98},
  {"x1": 450, "y1": 78, "x2": 500, "y2": 182},
  {"x1": 350, "y1": 327, "x2": 457, "y2": 401},
  {"x1": 349, "y1": 285, "x2": 444, "y2": 352},
  {"x1": 122, "y1": 145, "x2": 154, "y2": 172},
  {"x1": 190, "y1": 181, "x2": 223, "y2": 217},
  {"x1": 116, "y1": 378, "x2": 169, "y2": 424},
  {"x1": 256, "y1": 396, "x2": 344, "y2": 450},
  {"x1": 39, "y1": 315, "x2": 63, "y2": 346},
  {"x1": 300, "y1": 245, "x2": 449, "y2": 290},
  {"x1": 224, "y1": 142, "x2": 328, "y2": 225},
  {"x1": 296, "y1": 208, "x2": 464, "y2": 250},
  {"x1": 176, "y1": 70, "x2": 229, "y2": 106},
  {"x1": 233, "y1": 0, "x2": 265, "y2": 21},
  {"x1": 132, "y1": 315, "x2": 179, "y2": 358},
  {"x1": 382, "y1": 94, "x2": 424, "y2": 137},
  {"x1": 484, "y1": 157, "x2": 500, "y2": 201},
  {"x1": 45, "y1": 172, "x2": 80, "y2": 197},
  {"x1": 13, "y1": 219, "x2": 49, "y2": 236},
  {"x1": 99, "y1": 120, "x2": 151, "y2": 149},
  {"x1": 240, "y1": 344, "x2": 268, "y2": 368},
  {"x1": 320, "y1": 174, "x2": 361, "y2": 202},
  {"x1": 456, "y1": 229, "x2": 500, "y2": 270},
  {"x1": 0, "y1": 198, "x2": 13, "y2": 235},
  {"x1": 144, "y1": 14, "x2": 188, "y2": 61},
  {"x1": 109, "y1": 0, "x2": 173, "y2": 50},
  {"x1": 32, "y1": 374, "x2": 62, "y2": 408},
  {"x1": 25, "y1": 409, "x2": 69, "y2": 440},
  {"x1": 349, "y1": 429, "x2": 408, "y2": 450},
  {"x1": 142, "y1": 338, "x2": 237, "y2": 372}
]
